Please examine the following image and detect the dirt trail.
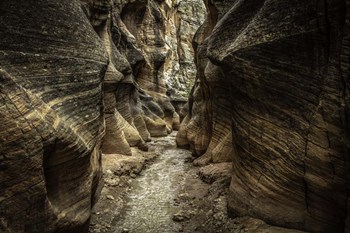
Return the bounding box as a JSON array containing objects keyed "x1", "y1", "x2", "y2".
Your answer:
[
  {"x1": 113, "y1": 132, "x2": 193, "y2": 232},
  {"x1": 89, "y1": 132, "x2": 196, "y2": 233},
  {"x1": 89, "y1": 132, "x2": 302, "y2": 233}
]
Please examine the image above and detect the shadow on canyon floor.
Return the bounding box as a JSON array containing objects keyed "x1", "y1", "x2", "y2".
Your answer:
[{"x1": 89, "y1": 132, "x2": 306, "y2": 233}]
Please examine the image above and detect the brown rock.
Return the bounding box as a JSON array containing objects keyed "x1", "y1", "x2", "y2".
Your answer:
[
  {"x1": 0, "y1": 0, "x2": 205, "y2": 232},
  {"x1": 198, "y1": 163, "x2": 232, "y2": 184},
  {"x1": 178, "y1": 0, "x2": 350, "y2": 232},
  {"x1": 0, "y1": 1, "x2": 107, "y2": 232}
]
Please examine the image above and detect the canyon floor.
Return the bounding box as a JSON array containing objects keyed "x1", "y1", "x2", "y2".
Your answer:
[{"x1": 89, "y1": 132, "x2": 305, "y2": 233}]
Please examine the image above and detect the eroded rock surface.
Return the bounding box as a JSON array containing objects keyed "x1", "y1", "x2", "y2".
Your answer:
[
  {"x1": 0, "y1": 1, "x2": 107, "y2": 232},
  {"x1": 91, "y1": 134, "x2": 305, "y2": 233},
  {"x1": 178, "y1": 0, "x2": 350, "y2": 232},
  {"x1": 0, "y1": 0, "x2": 205, "y2": 232},
  {"x1": 87, "y1": 0, "x2": 206, "y2": 154}
]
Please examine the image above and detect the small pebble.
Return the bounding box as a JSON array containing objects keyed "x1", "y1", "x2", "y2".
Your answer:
[{"x1": 107, "y1": 195, "x2": 115, "y2": 200}]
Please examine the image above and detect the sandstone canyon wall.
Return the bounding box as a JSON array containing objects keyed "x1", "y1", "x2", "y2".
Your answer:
[
  {"x1": 0, "y1": 1, "x2": 107, "y2": 232},
  {"x1": 95, "y1": 0, "x2": 205, "y2": 154},
  {"x1": 0, "y1": 0, "x2": 205, "y2": 232},
  {"x1": 177, "y1": 0, "x2": 350, "y2": 232}
]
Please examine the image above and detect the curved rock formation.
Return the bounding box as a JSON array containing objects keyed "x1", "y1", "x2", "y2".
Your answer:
[
  {"x1": 178, "y1": 0, "x2": 350, "y2": 232},
  {"x1": 0, "y1": 1, "x2": 107, "y2": 232},
  {"x1": 93, "y1": 0, "x2": 206, "y2": 154},
  {"x1": 177, "y1": 0, "x2": 233, "y2": 165},
  {"x1": 0, "y1": 0, "x2": 205, "y2": 232},
  {"x1": 163, "y1": 0, "x2": 206, "y2": 96}
]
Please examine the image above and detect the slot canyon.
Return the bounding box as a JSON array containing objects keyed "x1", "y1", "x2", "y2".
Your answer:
[{"x1": 0, "y1": 0, "x2": 349, "y2": 233}]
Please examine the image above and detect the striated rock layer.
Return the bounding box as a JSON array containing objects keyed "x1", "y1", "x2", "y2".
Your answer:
[
  {"x1": 86, "y1": 0, "x2": 206, "y2": 154},
  {"x1": 0, "y1": 1, "x2": 107, "y2": 232},
  {"x1": 178, "y1": 0, "x2": 350, "y2": 232},
  {"x1": 0, "y1": 0, "x2": 205, "y2": 232},
  {"x1": 177, "y1": 0, "x2": 234, "y2": 165}
]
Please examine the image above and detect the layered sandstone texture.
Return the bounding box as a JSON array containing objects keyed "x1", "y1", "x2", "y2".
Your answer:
[
  {"x1": 176, "y1": 0, "x2": 234, "y2": 165},
  {"x1": 0, "y1": 1, "x2": 107, "y2": 232},
  {"x1": 163, "y1": 0, "x2": 206, "y2": 96},
  {"x1": 0, "y1": 0, "x2": 205, "y2": 232},
  {"x1": 178, "y1": 0, "x2": 350, "y2": 232},
  {"x1": 90, "y1": 0, "x2": 206, "y2": 155}
]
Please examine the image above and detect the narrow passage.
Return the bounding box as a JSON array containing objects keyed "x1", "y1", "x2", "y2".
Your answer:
[
  {"x1": 114, "y1": 132, "x2": 192, "y2": 232},
  {"x1": 89, "y1": 131, "x2": 248, "y2": 233},
  {"x1": 89, "y1": 132, "x2": 194, "y2": 233}
]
